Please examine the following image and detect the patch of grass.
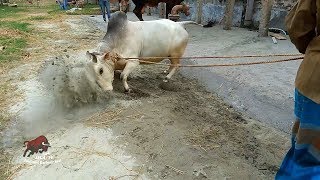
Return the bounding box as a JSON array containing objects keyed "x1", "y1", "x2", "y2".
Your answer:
[
  {"x1": 46, "y1": 3, "x2": 63, "y2": 14},
  {"x1": 47, "y1": 3, "x2": 101, "y2": 15},
  {"x1": 35, "y1": 2, "x2": 103, "y2": 15},
  {"x1": 66, "y1": 7, "x2": 101, "y2": 15},
  {"x1": 0, "y1": 6, "x2": 25, "y2": 18},
  {"x1": 26, "y1": 15, "x2": 52, "y2": 21},
  {"x1": 0, "y1": 21, "x2": 32, "y2": 32},
  {"x1": 0, "y1": 37, "x2": 27, "y2": 63}
]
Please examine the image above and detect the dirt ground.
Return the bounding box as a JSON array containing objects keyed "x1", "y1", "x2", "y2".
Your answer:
[{"x1": 1, "y1": 12, "x2": 291, "y2": 180}]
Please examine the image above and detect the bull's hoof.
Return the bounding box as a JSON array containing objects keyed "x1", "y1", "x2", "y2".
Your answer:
[{"x1": 124, "y1": 88, "x2": 133, "y2": 94}]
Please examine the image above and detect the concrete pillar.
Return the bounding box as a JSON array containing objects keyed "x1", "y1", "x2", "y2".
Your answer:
[
  {"x1": 196, "y1": 0, "x2": 203, "y2": 24},
  {"x1": 259, "y1": 0, "x2": 274, "y2": 37},
  {"x1": 146, "y1": 6, "x2": 151, "y2": 16},
  {"x1": 159, "y1": 3, "x2": 166, "y2": 18}
]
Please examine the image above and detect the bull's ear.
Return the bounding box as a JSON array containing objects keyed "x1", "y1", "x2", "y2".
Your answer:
[
  {"x1": 86, "y1": 51, "x2": 97, "y2": 63},
  {"x1": 103, "y1": 52, "x2": 110, "y2": 60},
  {"x1": 92, "y1": 54, "x2": 97, "y2": 63}
]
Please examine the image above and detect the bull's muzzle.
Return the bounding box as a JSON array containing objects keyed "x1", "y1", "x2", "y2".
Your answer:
[
  {"x1": 96, "y1": 81, "x2": 113, "y2": 91},
  {"x1": 104, "y1": 86, "x2": 113, "y2": 91}
]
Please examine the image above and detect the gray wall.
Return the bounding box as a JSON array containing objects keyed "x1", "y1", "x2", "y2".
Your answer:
[
  {"x1": 125, "y1": 0, "x2": 296, "y2": 30},
  {"x1": 181, "y1": 0, "x2": 294, "y2": 30}
]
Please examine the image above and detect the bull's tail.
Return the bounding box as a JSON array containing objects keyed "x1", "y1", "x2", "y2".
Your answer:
[
  {"x1": 177, "y1": 21, "x2": 202, "y2": 27},
  {"x1": 23, "y1": 141, "x2": 29, "y2": 147}
]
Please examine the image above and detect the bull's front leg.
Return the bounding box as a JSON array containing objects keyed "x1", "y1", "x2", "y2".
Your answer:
[{"x1": 120, "y1": 61, "x2": 139, "y2": 93}]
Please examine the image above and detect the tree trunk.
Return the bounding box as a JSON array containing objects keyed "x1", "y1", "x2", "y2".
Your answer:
[
  {"x1": 244, "y1": 0, "x2": 255, "y2": 27},
  {"x1": 240, "y1": 0, "x2": 247, "y2": 27},
  {"x1": 196, "y1": 0, "x2": 203, "y2": 24},
  {"x1": 223, "y1": 0, "x2": 236, "y2": 30},
  {"x1": 259, "y1": 0, "x2": 274, "y2": 37}
]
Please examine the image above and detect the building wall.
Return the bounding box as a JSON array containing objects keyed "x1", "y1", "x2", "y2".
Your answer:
[
  {"x1": 125, "y1": 0, "x2": 297, "y2": 30},
  {"x1": 180, "y1": 0, "x2": 297, "y2": 30}
]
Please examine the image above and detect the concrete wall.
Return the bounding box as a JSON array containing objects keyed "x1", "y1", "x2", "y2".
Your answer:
[
  {"x1": 122, "y1": 0, "x2": 296, "y2": 30},
  {"x1": 182, "y1": 0, "x2": 296, "y2": 30}
]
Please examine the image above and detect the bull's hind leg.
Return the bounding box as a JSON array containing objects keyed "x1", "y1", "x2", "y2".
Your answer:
[
  {"x1": 163, "y1": 59, "x2": 174, "y2": 74},
  {"x1": 121, "y1": 61, "x2": 139, "y2": 93},
  {"x1": 164, "y1": 57, "x2": 180, "y2": 82},
  {"x1": 23, "y1": 149, "x2": 29, "y2": 157}
]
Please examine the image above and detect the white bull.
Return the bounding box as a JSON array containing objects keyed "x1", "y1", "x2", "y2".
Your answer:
[{"x1": 86, "y1": 11, "x2": 195, "y2": 92}]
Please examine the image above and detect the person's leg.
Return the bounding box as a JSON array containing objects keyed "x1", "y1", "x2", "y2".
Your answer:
[
  {"x1": 99, "y1": 0, "x2": 106, "y2": 21},
  {"x1": 276, "y1": 89, "x2": 320, "y2": 179},
  {"x1": 63, "y1": 0, "x2": 68, "y2": 10},
  {"x1": 105, "y1": 0, "x2": 111, "y2": 19}
]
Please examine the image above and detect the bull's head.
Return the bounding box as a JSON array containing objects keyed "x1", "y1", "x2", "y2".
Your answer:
[
  {"x1": 42, "y1": 142, "x2": 51, "y2": 147},
  {"x1": 85, "y1": 51, "x2": 117, "y2": 91}
]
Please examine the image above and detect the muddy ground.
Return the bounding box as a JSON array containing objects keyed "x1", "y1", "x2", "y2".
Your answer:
[{"x1": 1, "y1": 13, "x2": 291, "y2": 179}]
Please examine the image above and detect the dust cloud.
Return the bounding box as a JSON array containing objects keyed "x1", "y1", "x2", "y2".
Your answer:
[{"x1": 2, "y1": 53, "x2": 113, "y2": 148}]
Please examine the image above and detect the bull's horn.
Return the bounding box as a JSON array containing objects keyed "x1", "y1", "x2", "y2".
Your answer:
[{"x1": 42, "y1": 142, "x2": 50, "y2": 146}]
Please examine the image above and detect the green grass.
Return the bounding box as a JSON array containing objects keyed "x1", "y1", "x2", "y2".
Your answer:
[
  {"x1": 47, "y1": 3, "x2": 101, "y2": 15},
  {"x1": 0, "y1": 37, "x2": 27, "y2": 63},
  {"x1": 0, "y1": 21, "x2": 32, "y2": 32},
  {"x1": 27, "y1": 15, "x2": 52, "y2": 21},
  {"x1": 46, "y1": 3, "x2": 63, "y2": 14},
  {"x1": 0, "y1": 6, "x2": 26, "y2": 18}
]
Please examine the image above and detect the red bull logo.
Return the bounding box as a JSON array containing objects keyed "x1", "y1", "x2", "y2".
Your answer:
[{"x1": 23, "y1": 135, "x2": 51, "y2": 157}]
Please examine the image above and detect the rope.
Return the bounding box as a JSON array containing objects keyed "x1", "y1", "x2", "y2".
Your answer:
[
  {"x1": 129, "y1": 56, "x2": 304, "y2": 67},
  {"x1": 122, "y1": 53, "x2": 303, "y2": 60}
]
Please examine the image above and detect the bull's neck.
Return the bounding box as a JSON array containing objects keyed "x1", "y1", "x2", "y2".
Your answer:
[{"x1": 105, "y1": 58, "x2": 115, "y2": 70}]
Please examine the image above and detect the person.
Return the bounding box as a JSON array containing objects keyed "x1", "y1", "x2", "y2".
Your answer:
[
  {"x1": 276, "y1": 0, "x2": 320, "y2": 179},
  {"x1": 99, "y1": 0, "x2": 111, "y2": 22}
]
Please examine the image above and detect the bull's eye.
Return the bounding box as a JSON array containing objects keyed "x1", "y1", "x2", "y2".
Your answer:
[{"x1": 99, "y1": 68, "x2": 103, "y2": 75}]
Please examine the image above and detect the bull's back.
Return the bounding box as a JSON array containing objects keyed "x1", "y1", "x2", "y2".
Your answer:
[{"x1": 135, "y1": 20, "x2": 188, "y2": 58}]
